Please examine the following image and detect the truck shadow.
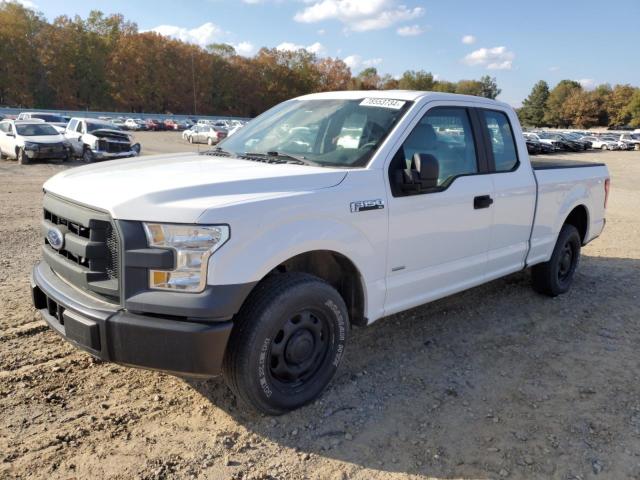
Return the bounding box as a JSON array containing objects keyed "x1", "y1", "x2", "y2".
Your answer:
[{"x1": 188, "y1": 253, "x2": 640, "y2": 478}]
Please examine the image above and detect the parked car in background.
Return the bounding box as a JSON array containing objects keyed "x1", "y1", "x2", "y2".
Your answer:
[
  {"x1": 526, "y1": 132, "x2": 561, "y2": 151},
  {"x1": 187, "y1": 125, "x2": 227, "y2": 145},
  {"x1": 124, "y1": 118, "x2": 141, "y2": 130},
  {"x1": 618, "y1": 133, "x2": 640, "y2": 150},
  {"x1": 182, "y1": 126, "x2": 195, "y2": 140},
  {"x1": 601, "y1": 135, "x2": 632, "y2": 150},
  {"x1": 581, "y1": 136, "x2": 620, "y2": 151},
  {"x1": 111, "y1": 118, "x2": 127, "y2": 129},
  {"x1": 17, "y1": 112, "x2": 70, "y2": 133},
  {"x1": 0, "y1": 119, "x2": 70, "y2": 164},
  {"x1": 562, "y1": 132, "x2": 592, "y2": 150},
  {"x1": 64, "y1": 117, "x2": 140, "y2": 162},
  {"x1": 145, "y1": 119, "x2": 166, "y2": 131}
]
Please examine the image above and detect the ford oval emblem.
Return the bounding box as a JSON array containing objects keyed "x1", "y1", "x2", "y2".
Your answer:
[{"x1": 47, "y1": 226, "x2": 64, "y2": 250}]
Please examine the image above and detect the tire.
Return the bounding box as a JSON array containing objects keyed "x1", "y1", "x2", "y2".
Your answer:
[
  {"x1": 531, "y1": 224, "x2": 581, "y2": 297},
  {"x1": 223, "y1": 272, "x2": 349, "y2": 415},
  {"x1": 17, "y1": 148, "x2": 29, "y2": 165},
  {"x1": 601, "y1": 145, "x2": 607, "y2": 151},
  {"x1": 82, "y1": 148, "x2": 94, "y2": 163}
]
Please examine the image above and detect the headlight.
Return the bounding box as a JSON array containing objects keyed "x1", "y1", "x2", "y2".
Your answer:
[
  {"x1": 143, "y1": 223, "x2": 229, "y2": 292},
  {"x1": 23, "y1": 141, "x2": 39, "y2": 150}
]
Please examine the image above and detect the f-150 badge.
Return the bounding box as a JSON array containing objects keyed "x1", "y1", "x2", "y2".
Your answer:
[{"x1": 350, "y1": 199, "x2": 385, "y2": 213}]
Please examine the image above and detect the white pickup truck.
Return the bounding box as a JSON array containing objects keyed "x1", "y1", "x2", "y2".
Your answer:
[{"x1": 32, "y1": 91, "x2": 609, "y2": 414}]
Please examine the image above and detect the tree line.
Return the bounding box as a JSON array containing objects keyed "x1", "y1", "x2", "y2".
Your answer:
[
  {"x1": 518, "y1": 80, "x2": 640, "y2": 129},
  {"x1": 0, "y1": 3, "x2": 500, "y2": 117},
  {"x1": 1, "y1": 2, "x2": 638, "y2": 128}
]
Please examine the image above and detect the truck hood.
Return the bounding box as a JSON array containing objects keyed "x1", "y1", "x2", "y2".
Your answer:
[{"x1": 43, "y1": 153, "x2": 348, "y2": 222}]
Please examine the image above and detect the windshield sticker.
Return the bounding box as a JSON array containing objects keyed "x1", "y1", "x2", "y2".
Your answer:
[{"x1": 359, "y1": 98, "x2": 406, "y2": 110}]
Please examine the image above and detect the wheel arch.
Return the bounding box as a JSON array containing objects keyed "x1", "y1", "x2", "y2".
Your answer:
[
  {"x1": 245, "y1": 250, "x2": 367, "y2": 327},
  {"x1": 563, "y1": 204, "x2": 589, "y2": 245}
]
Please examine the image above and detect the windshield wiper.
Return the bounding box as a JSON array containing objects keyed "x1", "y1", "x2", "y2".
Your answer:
[
  {"x1": 201, "y1": 146, "x2": 235, "y2": 157},
  {"x1": 243, "y1": 151, "x2": 321, "y2": 167}
]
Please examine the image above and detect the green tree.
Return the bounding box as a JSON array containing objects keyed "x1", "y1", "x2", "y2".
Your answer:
[
  {"x1": 455, "y1": 79, "x2": 483, "y2": 96},
  {"x1": 518, "y1": 80, "x2": 549, "y2": 127},
  {"x1": 544, "y1": 80, "x2": 582, "y2": 127},
  {"x1": 398, "y1": 70, "x2": 435, "y2": 90},
  {"x1": 478, "y1": 75, "x2": 501, "y2": 99},
  {"x1": 624, "y1": 90, "x2": 640, "y2": 128}
]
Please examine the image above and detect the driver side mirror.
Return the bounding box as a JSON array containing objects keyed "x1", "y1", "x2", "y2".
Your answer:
[{"x1": 397, "y1": 153, "x2": 439, "y2": 193}]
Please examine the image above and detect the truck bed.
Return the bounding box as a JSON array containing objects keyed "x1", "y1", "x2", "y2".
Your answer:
[{"x1": 531, "y1": 158, "x2": 606, "y2": 170}]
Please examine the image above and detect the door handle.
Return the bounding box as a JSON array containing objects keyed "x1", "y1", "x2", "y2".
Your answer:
[{"x1": 474, "y1": 195, "x2": 494, "y2": 209}]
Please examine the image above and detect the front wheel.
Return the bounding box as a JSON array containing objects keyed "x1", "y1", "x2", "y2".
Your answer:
[
  {"x1": 82, "y1": 148, "x2": 94, "y2": 163},
  {"x1": 223, "y1": 272, "x2": 349, "y2": 415},
  {"x1": 531, "y1": 224, "x2": 581, "y2": 296}
]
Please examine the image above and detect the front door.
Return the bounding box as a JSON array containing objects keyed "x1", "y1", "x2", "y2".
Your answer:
[{"x1": 384, "y1": 105, "x2": 494, "y2": 316}]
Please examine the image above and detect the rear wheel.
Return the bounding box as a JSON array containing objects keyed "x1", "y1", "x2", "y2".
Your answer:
[
  {"x1": 601, "y1": 145, "x2": 607, "y2": 151},
  {"x1": 17, "y1": 148, "x2": 29, "y2": 165},
  {"x1": 531, "y1": 224, "x2": 581, "y2": 296},
  {"x1": 223, "y1": 272, "x2": 349, "y2": 415}
]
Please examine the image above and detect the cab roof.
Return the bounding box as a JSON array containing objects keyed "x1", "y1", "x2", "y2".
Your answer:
[{"x1": 296, "y1": 90, "x2": 511, "y2": 109}]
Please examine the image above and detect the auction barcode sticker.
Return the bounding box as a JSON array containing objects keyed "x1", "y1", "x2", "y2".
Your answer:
[{"x1": 360, "y1": 98, "x2": 406, "y2": 109}]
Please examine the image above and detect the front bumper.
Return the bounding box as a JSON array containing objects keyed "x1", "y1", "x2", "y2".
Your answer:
[
  {"x1": 92, "y1": 149, "x2": 138, "y2": 160},
  {"x1": 31, "y1": 260, "x2": 233, "y2": 377},
  {"x1": 26, "y1": 148, "x2": 69, "y2": 159}
]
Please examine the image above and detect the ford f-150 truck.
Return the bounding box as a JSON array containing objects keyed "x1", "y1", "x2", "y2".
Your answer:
[{"x1": 31, "y1": 91, "x2": 609, "y2": 414}]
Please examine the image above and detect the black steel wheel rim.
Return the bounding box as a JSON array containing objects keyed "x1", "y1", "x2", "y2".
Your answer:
[
  {"x1": 268, "y1": 309, "x2": 332, "y2": 391},
  {"x1": 558, "y1": 240, "x2": 575, "y2": 282}
]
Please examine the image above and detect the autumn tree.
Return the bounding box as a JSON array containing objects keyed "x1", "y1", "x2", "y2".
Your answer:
[
  {"x1": 562, "y1": 90, "x2": 601, "y2": 128},
  {"x1": 544, "y1": 80, "x2": 582, "y2": 127},
  {"x1": 607, "y1": 84, "x2": 636, "y2": 126},
  {"x1": 518, "y1": 80, "x2": 550, "y2": 127}
]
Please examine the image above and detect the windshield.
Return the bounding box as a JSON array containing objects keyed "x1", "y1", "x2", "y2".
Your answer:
[
  {"x1": 16, "y1": 123, "x2": 59, "y2": 136},
  {"x1": 31, "y1": 114, "x2": 65, "y2": 122},
  {"x1": 219, "y1": 98, "x2": 412, "y2": 167},
  {"x1": 86, "y1": 120, "x2": 118, "y2": 132}
]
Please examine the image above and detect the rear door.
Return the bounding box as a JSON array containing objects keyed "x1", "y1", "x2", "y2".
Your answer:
[
  {"x1": 477, "y1": 108, "x2": 537, "y2": 280},
  {"x1": 384, "y1": 103, "x2": 494, "y2": 316}
]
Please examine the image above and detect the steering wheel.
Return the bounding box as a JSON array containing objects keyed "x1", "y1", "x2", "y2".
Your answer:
[{"x1": 359, "y1": 141, "x2": 378, "y2": 150}]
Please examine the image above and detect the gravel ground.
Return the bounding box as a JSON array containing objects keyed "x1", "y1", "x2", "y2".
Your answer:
[{"x1": 1, "y1": 136, "x2": 639, "y2": 480}]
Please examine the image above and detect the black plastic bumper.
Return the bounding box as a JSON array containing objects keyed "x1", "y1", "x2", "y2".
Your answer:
[{"x1": 31, "y1": 261, "x2": 233, "y2": 377}]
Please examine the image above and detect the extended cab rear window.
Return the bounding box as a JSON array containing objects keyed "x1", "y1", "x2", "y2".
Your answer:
[{"x1": 480, "y1": 110, "x2": 519, "y2": 172}]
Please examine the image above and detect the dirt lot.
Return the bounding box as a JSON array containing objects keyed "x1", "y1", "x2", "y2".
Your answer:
[{"x1": 1, "y1": 136, "x2": 639, "y2": 480}]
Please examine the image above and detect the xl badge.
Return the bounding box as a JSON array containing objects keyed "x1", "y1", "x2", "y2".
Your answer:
[
  {"x1": 350, "y1": 199, "x2": 384, "y2": 213},
  {"x1": 47, "y1": 226, "x2": 64, "y2": 250}
]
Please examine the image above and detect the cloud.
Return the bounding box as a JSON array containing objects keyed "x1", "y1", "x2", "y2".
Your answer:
[
  {"x1": 343, "y1": 55, "x2": 361, "y2": 69},
  {"x1": 549, "y1": 66, "x2": 560, "y2": 72},
  {"x1": 232, "y1": 41, "x2": 256, "y2": 56},
  {"x1": 276, "y1": 41, "x2": 326, "y2": 55},
  {"x1": 579, "y1": 78, "x2": 596, "y2": 90},
  {"x1": 462, "y1": 46, "x2": 515, "y2": 70},
  {"x1": 397, "y1": 24, "x2": 424, "y2": 36},
  {"x1": 294, "y1": 0, "x2": 424, "y2": 32},
  {"x1": 343, "y1": 55, "x2": 382, "y2": 70},
  {"x1": 149, "y1": 22, "x2": 223, "y2": 48},
  {"x1": 461, "y1": 35, "x2": 476, "y2": 45}
]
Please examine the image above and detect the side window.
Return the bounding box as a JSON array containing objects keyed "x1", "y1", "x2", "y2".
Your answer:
[
  {"x1": 7, "y1": 123, "x2": 13, "y2": 134},
  {"x1": 68, "y1": 119, "x2": 77, "y2": 131},
  {"x1": 76, "y1": 121, "x2": 84, "y2": 133},
  {"x1": 481, "y1": 110, "x2": 518, "y2": 172},
  {"x1": 0, "y1": 122, "x2": 7, "y2": 133},
  {"x1": 392, "y1": 107, "x2": 478, "y2": 192}
]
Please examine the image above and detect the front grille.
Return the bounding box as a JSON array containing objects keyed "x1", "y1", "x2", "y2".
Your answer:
[
  {"x1": 41, "y1": 194, "x2": 120, "y2": 302},
  {"x1": 97, "y1": 139, "x2": 131, "y2": 153}
]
